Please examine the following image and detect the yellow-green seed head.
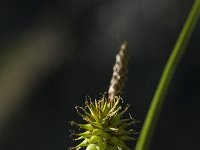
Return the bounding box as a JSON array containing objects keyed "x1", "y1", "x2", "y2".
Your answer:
[{"x1": 69, "y1": 96, "x2": 138, "y2": 150}]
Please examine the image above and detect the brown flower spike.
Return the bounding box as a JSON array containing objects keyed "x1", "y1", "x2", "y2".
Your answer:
[{"x1": 108, "y1": 41, "x2": 128, "y2": 100}]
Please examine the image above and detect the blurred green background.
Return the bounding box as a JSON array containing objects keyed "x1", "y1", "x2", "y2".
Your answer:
[{"x1": 0, "y1": 0, "x2": 199, "y2": 149}]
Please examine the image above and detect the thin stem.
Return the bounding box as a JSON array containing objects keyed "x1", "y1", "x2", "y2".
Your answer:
[{"x1": 135, "y1": 1, "x2": 200, "y2": 150}]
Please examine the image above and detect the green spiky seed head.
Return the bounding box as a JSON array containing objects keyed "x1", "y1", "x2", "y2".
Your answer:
[{"x1": 69, "y1": 95, "x2": 138, "y2": 150}]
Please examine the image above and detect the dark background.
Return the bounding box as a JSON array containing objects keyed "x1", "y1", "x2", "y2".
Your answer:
[{"x1": 0, "y1": 0, "x2": 199, "y2": 149}]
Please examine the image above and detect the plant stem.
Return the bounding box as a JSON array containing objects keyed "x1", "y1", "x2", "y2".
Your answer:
[{"x1": 135, "y1": 1, "x2": 200, "y2": 150}]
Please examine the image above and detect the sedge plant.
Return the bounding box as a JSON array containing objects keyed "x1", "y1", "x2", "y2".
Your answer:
[
  {"x1": 69, "y1": 0, "x2": 200, "y2": 149},
  {"x1": 69, "y1": 42, "x2": 139, "y2": 150}
]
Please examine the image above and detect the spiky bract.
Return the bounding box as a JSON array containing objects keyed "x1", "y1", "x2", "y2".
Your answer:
[{"x1": 69, "y1": 96, "x2": 138, "y2": 150}]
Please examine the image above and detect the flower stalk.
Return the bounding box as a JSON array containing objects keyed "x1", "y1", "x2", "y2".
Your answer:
[{"x1": 135, "y1": 1, "x2": 200, "y2": 150}]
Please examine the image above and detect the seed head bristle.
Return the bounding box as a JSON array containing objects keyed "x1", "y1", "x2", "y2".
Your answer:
[{"x1": 69, "y1": 96, "x2": 138, "y2": 150}]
